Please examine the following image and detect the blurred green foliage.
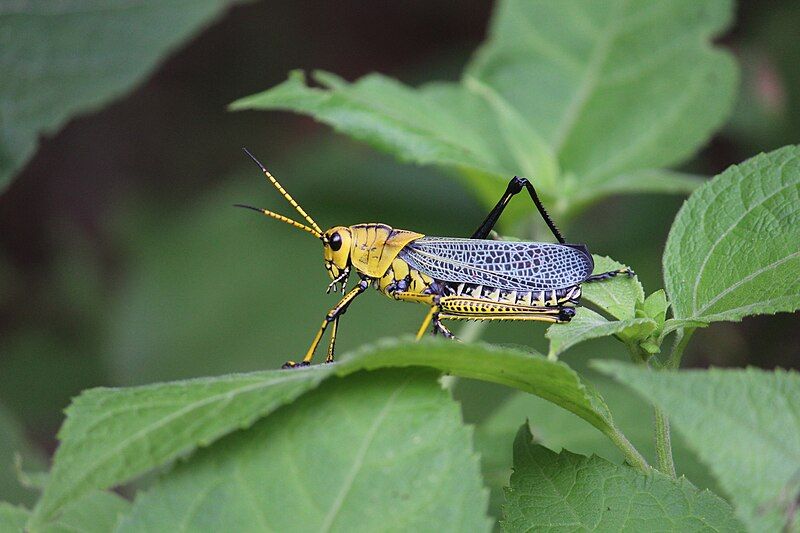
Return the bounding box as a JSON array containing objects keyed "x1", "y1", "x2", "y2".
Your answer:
[{"x1": 0, "y1": 0, "x2": 244, "y2": 190}]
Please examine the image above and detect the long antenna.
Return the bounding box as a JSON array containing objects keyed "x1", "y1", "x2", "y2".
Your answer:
[
  {"x1": 242, "y1": 148, "x2": 323, "y2": 236},
  {"x1": 234, "y1": 204, "x2": 322, "y2": 239}
]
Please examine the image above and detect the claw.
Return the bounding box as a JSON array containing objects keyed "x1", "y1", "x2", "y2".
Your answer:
[
  {"x1": 326, "y1": 267, "x2": 350, "y2": 295},
  {"x1": 281, "y1": 360, "x2": 311, "y2": 369}
]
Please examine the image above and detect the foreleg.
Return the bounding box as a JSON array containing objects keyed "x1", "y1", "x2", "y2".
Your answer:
[{"x1": 283, "y1": 279, "x2": 368, "y2": 368}]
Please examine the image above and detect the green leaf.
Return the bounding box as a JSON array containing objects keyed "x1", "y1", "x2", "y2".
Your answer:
[
  {"x1": 31, "y1": 367, "x2": 332, "y2": 524},
  {"x1": 503, "y1": 424, "x2": 742, "y2": 532},
  {"x1": 42, "y1": 491, "x2": 130, "y2": 533},
  {"x1": 0, "y1": 502, "x2": 28, "y2": 532},
  {"x1": 232, "y1": 0, "x2": 736, "y2": 216},
  {"x1": 659, "y1": 318, "x2": 711, "y2": 343},
  {"x1": 5, "y1": 492, "x2": 129, "y2": 533},
  {"x1": 570, "y1": 169, "x2": 706, "y2": 210},
  {"x1": 470, "y1": 0, "x2": 736, "y2": 195},
  {"x1": 640, "y1": 289, "x2": 668, "y2": 327},
  {"x1": 595, "y1": 362, "x2": 800, "y2": 532},
  {"x1": 546, "y1": 308, "x2": 656, "y2": 358},
  {"x1": 0, "y1": 0, "x2": 242, "y2": 192},
  {"x1": 664, "y1": 145, "x2": 800, "y2": 323},
  {"x1": 583, "y1": 255, "x2": 643, "y2": 320},
  {"x1": 231, "y1": 70, "x2": 508, "y2": 181},
  {"x1": 35, "y1": 340, "x2": 629, "y2": 524},
  {"x1": 116, "y1": 370, "x2": 490, "y2": 533}
]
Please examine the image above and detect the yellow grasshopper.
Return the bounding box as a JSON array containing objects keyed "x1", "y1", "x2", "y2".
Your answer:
[{"x1": 236, "y1": 149, "x2": 631, "y2": 368}]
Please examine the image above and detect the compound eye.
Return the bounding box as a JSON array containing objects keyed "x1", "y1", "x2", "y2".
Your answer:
[{"x1": 329, "y1": 232, "x2": 342, "y2": 251}]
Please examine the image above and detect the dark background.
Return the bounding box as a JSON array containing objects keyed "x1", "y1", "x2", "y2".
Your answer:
[{"x1": 0, "y1": 0, "x2": 797, "y2": 475}]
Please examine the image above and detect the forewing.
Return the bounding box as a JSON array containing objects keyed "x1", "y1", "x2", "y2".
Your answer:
[{"x1": 400, "y1": 237, "x2": 593, "y2": 291}]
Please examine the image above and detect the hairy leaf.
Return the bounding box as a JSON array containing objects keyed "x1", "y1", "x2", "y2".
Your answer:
[
  {"x1": 664, "y1": 145, "x2": 800, "y2": 322},
  {"x1": 232, "y1": 0, "x2": 736, "y2": 216},
  {"x1": 31, "y1": 368, "x2": 331, "y2": 524},
  {"x1": 546, "y1": 308, "x2": 656, "y2": 358},
  {"x1": 34, "y1": 340, "x2": 623, "y2": 523},
  {"x1": 503, "y1": 424, "x2": 742, "y2": 532},
  {"x1": 595, "y1": 362, "x2": 800, "y2": 532},
  {"x1": 640, "y1": 289, "x2": 668, "y2": 327},
  {"x1": 0, "y1": 0, "x2": 242, "y2": 191},
  {"x1": 116, "y1": 370, "x2": 490, "y2": 532}
]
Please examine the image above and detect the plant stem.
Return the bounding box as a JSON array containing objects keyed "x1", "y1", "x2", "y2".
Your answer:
[
  {"x1": 654, "y1": 406, "x2": 676, "y2": 478},
  {"x1": 665, "y1": 327, "x2": 695, "y2": 369},
  {"x1": 607, "y1": 426, "x2": 650, "y2": 473},
  {"x1": 651, "y1": 327, "x2": 696, "y2": 477}
]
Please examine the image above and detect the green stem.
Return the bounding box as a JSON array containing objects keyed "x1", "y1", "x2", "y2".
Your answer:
[
  {"x1": 606, "y1": 425, "x2": 650, "y2": 473},
  {"x1": 654, "y1": 406, "x2": 676, "y2": 478},
  {"x1": 665, "y1": 327, "x2": 695, "y2": 369},
  {"x1": 651, "y1": 327, "x2": 696, "y2": 476}
]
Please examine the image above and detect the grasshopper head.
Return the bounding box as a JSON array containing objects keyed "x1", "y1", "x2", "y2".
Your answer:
[{"x1": 322, "y1": 226, "x2": 352, "y2": 279}]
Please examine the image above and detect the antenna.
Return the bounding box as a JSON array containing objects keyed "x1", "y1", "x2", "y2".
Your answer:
[
  {"x1": 234, "y1": 204, "x2": 322, "y2": 239},
  {"x1": 242, "y1": 148, "x2": 323, "y2": 236}
]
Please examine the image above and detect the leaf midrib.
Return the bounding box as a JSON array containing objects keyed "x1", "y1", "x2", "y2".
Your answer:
[
  {"x1": 551, "y1": 0, "x2": 625, "y2": 154},
  {"x1": 319, "y1": 377, "x2": 409, "y2": 532}
]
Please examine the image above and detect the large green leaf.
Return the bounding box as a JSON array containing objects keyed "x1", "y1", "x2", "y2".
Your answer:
[
  {"x1": 116, "y1": 369, "x2": 490, "y2": 532},
  {"x1": 475, "y1": 378, "x2": 719, "y2": 521},
  {"x1": 0, "y1": 0, "x2": 242, "y2": 192},
  {"x1": 470, "y1": 0, "x2": 736, "y2": 195},
  {"x1": 503, "y1": 424, "x2": 742, "y2": 532},
  {"x1": 595, "y1": 362, "x2": 800, "y2": 532},
  {"x1": 232, "y1": 0, "x2": 736, "y2": 216},
  {"x1": 31, "y1": 367, "x2": 331, "y2": 525},
  {"x1": 664, "y1": 145, "x2": 800, "y2": 323},
  {"x1": 33, "y1": 340, "x2": 630, "y2": 525}
]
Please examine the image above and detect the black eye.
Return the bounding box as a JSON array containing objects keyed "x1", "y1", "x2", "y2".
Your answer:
[{"x1": 329, "y1": 232, "x2": 342, "y2": 251}]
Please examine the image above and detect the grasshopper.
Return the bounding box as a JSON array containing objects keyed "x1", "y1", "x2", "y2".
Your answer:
[{"x1": 236, "y1": 149, "x2": 631, "y2": 368}]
